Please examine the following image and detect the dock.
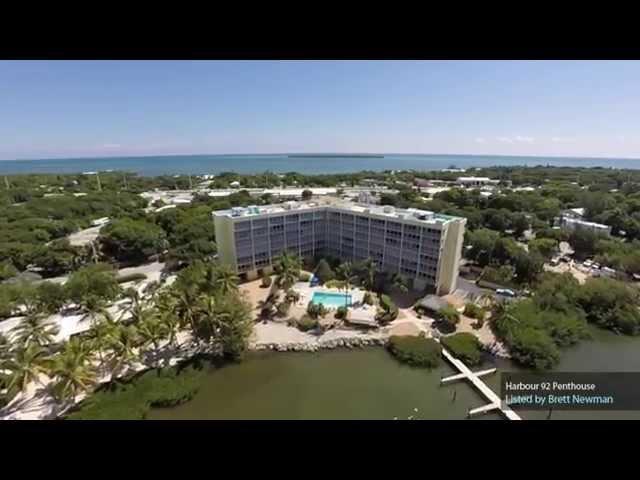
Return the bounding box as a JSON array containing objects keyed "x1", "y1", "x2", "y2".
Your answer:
[{"x1": 439, "y1": 345, "x2": 521, "y2": 420}]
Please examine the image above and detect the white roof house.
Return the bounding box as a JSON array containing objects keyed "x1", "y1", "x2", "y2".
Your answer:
[{"x1": 456, "y1": 177, "x2": 499, "y2": 187}]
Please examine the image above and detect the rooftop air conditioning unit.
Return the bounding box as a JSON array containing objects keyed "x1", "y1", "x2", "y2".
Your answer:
[
  {"x1": 231, "y1": 207, "x2": 246, "y2": 217},
  {"x1": 383, "y1": 205, "x2": 394, "y2": 214}
]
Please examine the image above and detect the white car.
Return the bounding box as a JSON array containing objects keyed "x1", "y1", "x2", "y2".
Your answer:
[{"x1": 496, "y1": 288, "x2": 516, "y2": 297}]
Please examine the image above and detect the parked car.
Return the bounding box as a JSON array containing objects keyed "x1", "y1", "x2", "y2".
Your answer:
[{"x1": 496, "y1": 288, "x2": 516, "y2": 297}]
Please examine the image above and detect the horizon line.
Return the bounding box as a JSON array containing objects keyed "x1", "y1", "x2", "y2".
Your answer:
[{"x1": 2, "y1": 151, "x2": 640, "y2": 163}]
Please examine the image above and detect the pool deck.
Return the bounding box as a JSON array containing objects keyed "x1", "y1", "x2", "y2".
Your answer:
[{"x1": 293, "y1": 282, "x2": 377, "y2": 323}]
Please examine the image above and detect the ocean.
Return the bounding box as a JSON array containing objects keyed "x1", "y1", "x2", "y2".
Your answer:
[{"x1": 1, "y1": 154, "x2": 640, "y2": 176}]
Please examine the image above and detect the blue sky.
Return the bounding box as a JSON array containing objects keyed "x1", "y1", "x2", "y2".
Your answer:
[{"x1": 1, "y1": 60, "x2": 639, "y2": 160}]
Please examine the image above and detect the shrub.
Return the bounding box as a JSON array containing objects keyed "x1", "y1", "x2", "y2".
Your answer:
[
  {"x1": 380, "y1": 294, "x2": 394, "y2": 312},
  {"x1": 36, "y1": 281, "x2": 68, "y2": 314},
  {"x1": 463, "y1": 303, "x2": 484, "y2": 320},
  {"x1": 387, "y1": 335, "x2": 442, "y2": 368},
  {"x1": 335, "y1": 306, "x2": 348, "y2": 319},
  {"x1": 298, "y1": 272, "x2": 311, "y2": 282},
  {"x1": 376, "y1": 293, "x2": 399, "y2": 325},
  {"x1": 261, "y1": 274, "x2": 272, "y2": 288},
  {"x1": 325, "y1": 279, "x2": 346, "y2": 289},
  {"x1": 276, "y1": 301, "x2": 290, "y2": 317},
  {"x1": 116, "y1": 272, "x2": 148, "y2": 284},
  {"x1": 509, "y1": 327, "x2": 560, "y2": 370},
  {"x1": 441, "y1": 333, "x2": 483, "y2": 366},
  {"x1": 363, "y1": 292, "x2": 374, "y2": 305},
  {"x1": 439, "y1": 306, "x2": 460, "y2": 328},
  {"x1": 296, "y1": 315, "x2": 318, "y2": 332},
  {"x1": 65, "y1": 263, "x2": 121, "y2": 307},
  {"x1": 66, "y1": 365, "x2": 204, "y2": 420},
  {"x1": 284, "y1": 289, "x2": 300, "y2": 303},
  {"x1": 307, "y1": 301, "x2": 328, "y2": 319},
  {"x1": 0, "y1": 261, "x2": 18, "y2": 282}
]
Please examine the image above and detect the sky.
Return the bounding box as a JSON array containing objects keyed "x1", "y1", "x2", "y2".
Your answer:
[{"x1": 1, "y1": 60, "x2": 639, "y2": 160}]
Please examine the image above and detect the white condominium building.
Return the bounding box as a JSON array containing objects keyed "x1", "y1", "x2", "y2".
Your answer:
[
  {"x1": 560, "y1": 215, "x2": 611, "y2": 236},
  {"x1": 212, "y1": 199, "x2": 467, "y2": 295}
]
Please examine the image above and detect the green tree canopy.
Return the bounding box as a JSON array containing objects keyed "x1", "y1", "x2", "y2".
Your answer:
[{"x1": 98, "y1": 218, "x2": 168, "y2": 263}]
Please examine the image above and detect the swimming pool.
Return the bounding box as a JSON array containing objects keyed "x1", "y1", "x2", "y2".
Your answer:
[{"x1": 311, "y1": 291, "x2": 352, "y2": 308}]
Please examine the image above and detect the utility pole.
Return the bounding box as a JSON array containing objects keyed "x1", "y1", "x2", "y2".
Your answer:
[
  {"x1": 188, "y1": 175, "x2": 193, "y2": 190},
  {"x1": 3, "y1": 175, "x2": 9, "y2": 190},
  {"x1": 122, "y1": 173, "x2": 128, "y2": 190},
  {"x1": 96, "y1": 172, "x2": 102, "y2": 192}
]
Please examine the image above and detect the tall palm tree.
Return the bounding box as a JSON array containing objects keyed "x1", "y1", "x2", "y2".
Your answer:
[
  {"x1": 192, "y1": 296, "x2": 219, "y2": 342},
  {"x1": 361, "y1": 258, "x2": 378, "y2": 292},
  {"x1": 3, "y1": 344, "x2": 52, "y2": 396},
  {"x1": 0, "y1": 333, "x2": 10, "y2": 363},
  {"x1": 50, "y1": 338, "x2": 98, "y2": 402},
  {"x1": 170, "y1": 285, "x2": 201, "y2": 332},
  {"x1": 137, "y1": 314, "x2": 169, "y2": 370},
  {"x1": 214, "y1": 264, "x2": 239, "y2": 295},
  {"x1": 87, "y1": 316, "x2": 117, "y2": 375},
  {"x1": 155, "y1": 292, "x2": 180, "y2": 348},
  {"x1": 10, "y1": 314, "x2": 60, "y2": 349},
  {"x1": 121, "y1": 287, "x2": 150, "y2": 324},
  {"x1": 106, "y1": 323, "x2": 140, "y2": 382},
  {"x1": 274, "y1": 252, "x2": 301, "y2": 291},
  {"x1": 337, "y1": 262, "x2": 357, "y2": 309}
]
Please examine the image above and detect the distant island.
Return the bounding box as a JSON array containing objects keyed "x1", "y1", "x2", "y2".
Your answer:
[{"x1": 288, "y1": 154, "x2": 385, "y2": 158}]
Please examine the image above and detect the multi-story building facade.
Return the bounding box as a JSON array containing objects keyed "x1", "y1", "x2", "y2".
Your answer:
[
  {"x1": 559, "y1": 215, "x2": 611, "y2": 236},
  {"x1": 213, "y1": 200, "x2": 466, "y2": 295}
]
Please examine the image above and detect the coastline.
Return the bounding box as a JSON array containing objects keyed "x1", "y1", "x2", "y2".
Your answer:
[{"x1": 2, "y1": 153, "x2": 640, "y2": 176}]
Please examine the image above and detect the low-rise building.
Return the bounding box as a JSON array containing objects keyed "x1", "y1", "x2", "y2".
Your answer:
[
  {"x1": 455, "y1": 176, "x2": 500, "y2": 188},
  {"x1": 560, "y1": 215, "x2": 611, "y2": 236}
]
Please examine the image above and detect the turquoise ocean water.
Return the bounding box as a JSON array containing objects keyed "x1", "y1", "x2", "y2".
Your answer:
[{"x1": 1, "y1": 153, "x2": 640, "y2": 176}]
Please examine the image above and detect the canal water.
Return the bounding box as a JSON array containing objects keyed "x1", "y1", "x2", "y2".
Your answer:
[{"x1": 148, "y1": 326, "x2": 640, "y2": 420}]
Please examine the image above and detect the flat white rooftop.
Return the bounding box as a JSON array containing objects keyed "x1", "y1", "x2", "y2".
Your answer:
[
  {"x1": 562, "y1": 216, "x2": 610, "y2": 230},
  {"x1": 212, "y1": 200, "x2": 463, "y2": 226},
  {"x1": 456, "y1": 177, "x2": 493, "y2": 182}
]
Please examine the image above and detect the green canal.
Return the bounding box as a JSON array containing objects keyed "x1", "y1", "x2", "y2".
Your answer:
[{"x1": 149, "y1": 326, "x2": 640, "y2": 420}]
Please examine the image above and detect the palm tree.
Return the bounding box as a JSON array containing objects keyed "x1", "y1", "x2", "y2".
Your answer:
[
  {"x1": 87, "y1": 316, "x2": 117, "y2": 375},
  {"x1": 49, "y1": 338, "x2": 98, "y2": 402},
  {"x1": 106, "y1": 323, "x2": 140, "y2": 381},
  {"x1": 79, "y1": 295, "x2": 111, "y2": 325},
  {"x1": 170, "y1": 285, "x2": 201, "y2": 332},
  {"x1": 274, "y1": 252, "x2": 301, "y2": 291},
  {"x1": 10, "y1": 313, "x2": 60, "y2": 348},
  {"x1": 192, "y1": 296, "x2": 219, "y2": 342},
  {"x1": 361, "y1": 258, "x2": 378, "y2": 292},
  {"x1": 0, "y1": 333, "x2": 10, "y2": 363},
  {"x1": 121, "y1": 287, "x2": 149, "y2": 324},
  {"x1": 214, "y1": 264, "x2": 239, "y2": 295},
  {"x1": 3, "y1": 344, "x2": 52, "y2": 395},
  {"x1": 137, "y1": 314, "x2": 169, "y2": 370},
  {"x1": 337, "y1": 262, "x2": 357, "y2": 309},
  {"x1": 155, "y1": 292, "x2": 180, "y2": 348}
]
